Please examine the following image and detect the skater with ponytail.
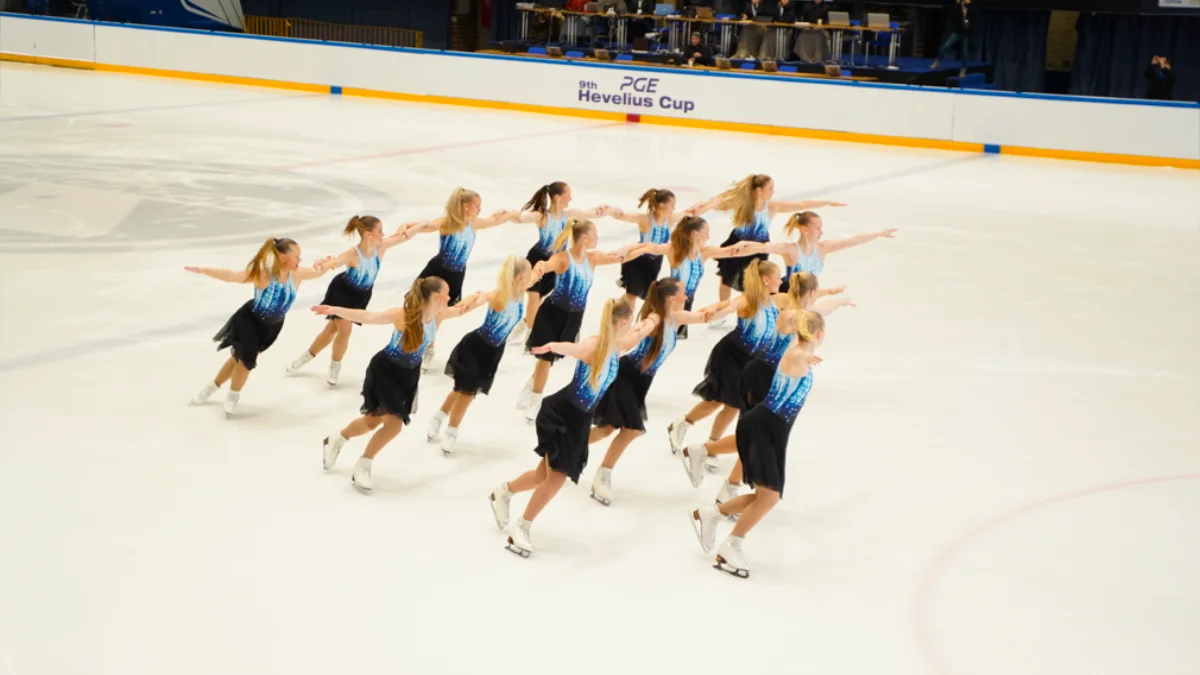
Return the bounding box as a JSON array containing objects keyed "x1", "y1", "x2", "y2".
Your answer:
[
  {"x1": 314, "y1": 275, "x2": 485, "y2": 493},
  {"x1": 187, "y1": 236, "x2": 335, "y2": 417},
  {"x1": 426, "y1": 256, "x2": 534, "y2": 455},
  {"x1": 489, "y1": 298, "x2": 645, "y2": 557},
  {"x1": 286, "y1": 214, "x2": 419, "y2": 386}
]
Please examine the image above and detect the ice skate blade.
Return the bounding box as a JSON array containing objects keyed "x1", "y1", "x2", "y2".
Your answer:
[
  {"x1": 441, "y1": 448, "x2": 453, "y2": 457},
  {"x1": 505, "y1": 539, "x2": 531, "y2": 558},
  {"x1": 667, "y1": 424, "x2": 680, "y2": 454},
  {"x1": 322, "y1": 437, "x2": 340, "y2": 472},
  {"x1": 690, "y1": 510, "x2": 712, "y2": 553},
  {"x1": 714, "y1": 556, "x2": 749, "y2": 578},
  {"x1": 680, "y1": 449, "x2": 702, "y2": 488},
  {"x1": 352, "y1": 480, "x2": 371, "y2": 494},
  {"x1": 590, "y1": 490, "x2": 611, "y2": 506},
  {"x1": 489, "y1": 494, "x2": 507, "y2": 530}
]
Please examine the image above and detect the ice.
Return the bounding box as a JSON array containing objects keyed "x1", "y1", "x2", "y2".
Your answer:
[{"x1": 1, "y1": 61, "x2": 1199, "y2": 675}]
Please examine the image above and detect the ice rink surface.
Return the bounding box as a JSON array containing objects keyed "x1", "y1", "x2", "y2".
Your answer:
[{"x1": 2, "y1": 62, "x2": 1199, "y2": 675}]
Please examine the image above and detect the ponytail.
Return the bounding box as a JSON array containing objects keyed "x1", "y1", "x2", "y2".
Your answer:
[
  {"x1": 638, "y1": 278, "x2": 679, "y2": 372},
  {"x1": 716, "y1": 174, "x2": 771, "y2": 228},
  {"x1": 552, "y1": 218, "x2": 592, "y2": 252},
  {"x1": 637, "y1": 188, "x2": 675, "y2": 212},
  {"x1": 442, "y1": 188, "x2": 480, "y2": 235},
  {"x1": 496, "y1": 255, "x2": 531, "y2": 302},
  {"x1": 244, "y1": 237, "x2": 296, "y2": 284},
  {"x1": 784, "y1": 211, "x2": 819, "y2": 241},
  {"x1": 668, "y1": 216, "x2": 705, "y2": 267},
  {"x1": 588, "y1": 298, "x2": 633, "y2": 389},
  {"x1": 344, "y1": 215, "x2": 381, "y2": 238},
  {"x1": 521, "y1": 181, "x2": 568, "y2": 216},
  {"x1": 401, "y1": 277, "x2": 446, "y2": 352},
  {"x1": 740, "y1": 259, "x2": 779, "y2": 317},
  {"x1": 794, "y1": 310, "x2": 825, "y2": 345},
  {"x1": 786, "y1": 271, "x2": 819, "y2": 309}
]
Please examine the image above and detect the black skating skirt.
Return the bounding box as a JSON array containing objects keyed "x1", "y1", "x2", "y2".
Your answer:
[
  {"x1": 735, "y1": 404, "x2": 794, "y2": 497},
  {"x1": 525, "y1": 245, "x2": 558, "y2": 297},
  {"x1": 715, "y1": 231, "x2": 769, "y2": 292},
  {"x1": 418, "y1": 257, "x2": 466, "y2": 306},
  {"x1": 213, "y1": 300, "x2": 284, "y2": 370},
  {"x1": 691, "y1": 332, "x2": 754, "y2": 408},
  {"x1": 739, "y1": 357, "x2": 776, "y2": 412},
  {"x1": 320, "y1": 272, "x2": 373, "y2": 324},
  {"x1": 361, "y1": 350, "x2": 421, "y2": 424},
  {"x1": 534, "y1": 391, "x2": 594, "y2": 484},
  {"x1": 526, "y1": 300, "x2": 583, "y2": 363},
  {"x1": 618, "y1": 254, "x2": 664, "y2": 299},
  {"x1": 444, "y1": 330, "x2": 506, "y2": 396},
  {"x1": 592, "y1": 356, "x2": 654, "y2": 432}
]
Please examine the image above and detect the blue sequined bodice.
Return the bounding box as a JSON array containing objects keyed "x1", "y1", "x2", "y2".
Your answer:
[
  {"x1": 626, "y1": 318, "x2": 677, "y2": 376},
  {"x1": 477, "y1": 298, "x2": 525, "y2": 347},
  {"x1": 383, "y1": 318, "x2": 436, "y2": 368},
  {"x1": 671, "y1": 252, "x2": 704, "y2": 299},
  {"x1": 735, "y1": 301, "x2": 779, "y2": 354},
  {"x1": 761, "y1": 329, "x2": 795, "y2": 367},
  {"x1": 763, "y1": 369, "x2": 814, "y2": 424},
  {"x1": 545, "y1": 251, "x2": 594, "y2": 312},
  {"x1": 640, "y1": 215, "x2": 671, "y2": 245},
  {"x1": 732, "y1": 208, "x2": 770, "y2": 243},
  {"x1": 787, "y1": 242, "x2": 823, "y2": 278},
  {"x1": 535, "y1": 213, "x2": 568, "y2": 255},
  {"x1": 438, "y1": 222, "x2": 476, "y2": 272},
  {"x1": 251, "y1": 274, "x2": 296, "y2": 323},
  {"x1": 565, "y1": 349, "x2": 620, "y2": 412},
  {"x1": 344, "y1": 246, "x2": 381, "y2": 290}
]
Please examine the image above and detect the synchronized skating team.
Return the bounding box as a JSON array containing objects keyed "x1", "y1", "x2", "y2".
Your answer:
[{"x1": 184, "y1": 175, "x2": 897, "y2": 579}]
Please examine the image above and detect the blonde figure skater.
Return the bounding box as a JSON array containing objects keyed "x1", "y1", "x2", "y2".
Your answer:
[
  {"x1": 690, "y1": 174, "x2": 844, "y2": 312},
  {"x1": 688, "y1": 311, "x2": 825, "y2": 579},
  {"x1": 506, "y1": 182, "x2": 611, "y2": 344},
  {"x1": 188, "y1": 237, "x2": 335, "y2": 417},
  {"x1": 286, "y1": 215, "x2": 418, "y2": 386},
  {"x1": 316, "y1": 277, "x2": 485, "y2": 493},
  {"x1": 735, "y1": 211, "x2": 897, "y2": 293},
  {"x1": 518, "y1": 219, "x2": 651, "y2": 424},
  {"x1": 426, "y1": 256, "x2": 534, "y2": 456},
  {"x1": 489, "y1": 299, "x2": 644, "y2": 557}
]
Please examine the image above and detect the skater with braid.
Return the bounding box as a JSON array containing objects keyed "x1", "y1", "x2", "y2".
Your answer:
[
  {"x1": 286, "y1": 215, "x2": 417, "y2": 386},
  {"x1": 426, "y1": 256, "x2": 534, "y2": 456},
  {"x1": 316, "y1": 276, "x2": 485, "y2": 493}
]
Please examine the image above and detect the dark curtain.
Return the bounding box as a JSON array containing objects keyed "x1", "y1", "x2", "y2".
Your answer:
[
  {"x1": 1069, "y1": 13, "x2": 1200, "y2": 102},
  {"x1": 242, "y1": 0, "x2": 453, "y2": 49},
  {"x1": 492, "y1": 0, "x2": 521, "y2": 43},
  {"x1": 969, "y1": 9, "x2": 1050, "y2": 93}
]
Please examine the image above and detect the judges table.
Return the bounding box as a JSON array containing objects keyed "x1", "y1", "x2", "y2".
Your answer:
[{"x1": 516, "y1": 7, "x2": 904, "y2": 69}]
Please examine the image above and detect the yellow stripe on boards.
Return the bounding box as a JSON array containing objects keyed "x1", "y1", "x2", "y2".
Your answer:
[
  {"x1": 93, "y1": 62, "x2": 329, "y2": 93},
  {"x1": 339, "y1": 87, "x2": 628, "y2": 122},
  {"x1": 0, "y1": 52, "x2": 95, "y2": 70},
  {"x1": 999, "y1": 144, "x2": 1200, "y2": 170}
]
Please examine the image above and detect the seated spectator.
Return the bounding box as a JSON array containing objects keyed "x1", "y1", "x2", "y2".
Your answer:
[
  {"x1": 794, "y1": 0, "x2": 831, "y2": 63},
  {"x1": 761, "y1": 0, "x2": 796, "y2": 61},
  {"x1": 733, "y1": 0, "x2": 768, "y2": 59},
  {"x1": 683, "y1": 31, "x2": 714, "y2": 67},
  {"x1": 1145, "y1": 56, "x2": 1175, "y2": 101}
]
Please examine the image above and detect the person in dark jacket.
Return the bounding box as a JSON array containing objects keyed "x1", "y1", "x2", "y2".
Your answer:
[
  {"x1": 683, "y1": 31, "x2": 714, "y2": 66},
  {"x1": 799, "y1": 0, "x2": 830, "y2": 24},
  {"x1": 931, "y1": 0, "x2": 974, "y2": 76},
  {"x1": 1145, "y1": 56, "x2": 1176, "y2": 101},
  {"x1": 760, "y1": 0, "x2": 796, "y2": 60}
]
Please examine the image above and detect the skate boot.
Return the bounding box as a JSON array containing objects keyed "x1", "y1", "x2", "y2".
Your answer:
[
  {"x1": 667, "y1": 417, "x2": 692, "y2": 454},
  {"x1": 715, "y1": 481, "x2": 743, "y2": 521},
  {"x1": 287, "y1": 351, "x2": 314, "y2": 374},
  {"x1": 506, "y1": 518, "x2": 533, "y2": 558},
  {"x1": 326, "y1": 360, "x2": 342, "y2": 387},
  {"x1": 524, "y1": 393, "x2": 542, "y2": 425},
  {"x1": 705, "y1": 455, "x2": 720, "y2": 474},
  {"x1": 680, "y1": 443, "x2": 709, "y2": 488},
  {"x1": 352, "y1": 457, "x2": 372, "y2": 493},
  {"x1": 427, "y1": 410, "x2": 447, "y2": 443},
  {"x1": 714, "y1": 535, "x2": 750, "y2": 578},
  {"x1": 421, "y1": 346, "x2": 435, "y2": 372},
  {"x1": 322, "y1": 433, "x2": 347, "y2": 471},
  {"x1": 223, "y1": 391, "x2": 240, "y2": 418},
  {"x1": 191, "y1": 381, "x2": 218, "y2": 405},
  {"x1": 590, "y1": 467, "x2": 613, "y2": 506},
  {"x1": 440, "y1": 427, "x2": 458, "y2": 456},
  {"x1": 690, "y1": 504, "x2": 721, "y2": 553},
  {"x1": 490, "y1": 482, "x2": 513, "y2": 529},
  {"x1": 516, "y1": 378, "x2": 534, "y2": 409}
]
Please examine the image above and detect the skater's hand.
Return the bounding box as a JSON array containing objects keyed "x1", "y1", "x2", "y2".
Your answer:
[
  {"x1": 530, "y1": 344, "x2": 553, "y2": 355},
  {"x1": 184, "y1": 266, "x2": 205, "y2": 274},
  {"x1": 878, "y1": 228, "x2": 898, "y2": 238},
  {"x1": 608, "y1": 207, "x2": 624, "y2": 218},
  {"x1": 311, "y1": 305, "x2": 336, "y2": 316},
  {"x1": 799, "y1": 353, "x2": 823, "y2": 366},
  {"x1": 824, "y1": 284, "x2": 847, "y2": 295}
]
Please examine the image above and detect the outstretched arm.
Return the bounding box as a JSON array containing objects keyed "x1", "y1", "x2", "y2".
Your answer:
[
  {"x1": 436, "y1": 291, "x2": 489, "y2": 321},
  {"x1": 566, "y1": 205, "x2": 611, "y2": 220},
  {"x1": 617, "y1": 317, "x2": 658, "y2": 351},
  {"x1": 811, "y1": 295, "x2": 855, "y2": 317},
  {"x1": 379, "y1": 227, "x2": 418, "y2": 252},
  {"x1": 184, "y1": 266, "x2": 252, "y2": 284},
  {"x1": 768, "y1": 199, "x2": 846, "y2": 215},
  {"x1": 605, "y1": 207, "x2": 648, "y2": 227},
  {"x1": 821, "y1": 228, "x2": 897, "y2": 255},
  {"x1": 589, "y1": 243, "x2": 649, "y2": 267},
  {"x1": 402, "y1": 219, "x2": 442, "y2": 238},
  {"x1": 530, "y1": 336, "x2": 597, "y2": 360},
  {"x1": 474, "y1": 210, "x2": 523, "y2": 231},
  {"x1": 703, "y1": 298, "x2": 738, "y2": 322},
  {"x1": 673, "y1": 306, "x2": 715, "y2": 325},
  {"x1": 531, "y1": 251, "x2": 569, "y2": 281},
  {"x1": 683, "y1": 195, "x2": 721, "y2": 217},
  {"x1": 702, "y1": 242, "x2": 757, "y2": 261},
  {"x1": 311, "y1": 305, "x2": 403, "y2": 325}
]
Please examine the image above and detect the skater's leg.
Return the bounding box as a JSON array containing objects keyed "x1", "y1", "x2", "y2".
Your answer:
[
  {"x1": 341, "y1": 414, "x2": 383, "y2": 440},
  {"x1": 361, "y1": 415, "x2": 403, "y2": 459},
  {"x1": 709, "y1": 405, "x2": 738, "y2": 440},
  {"x1": 507, "y1": 456, "x2": 550, "y2": 494},
  {"x1": 685, "y1": 400, "x2": 722, "y2": 425},
  {"x1": 589, "y1": 425, "x2": 616, "y2": 444},
  {"x1": 449, "y1": 393, "x2": 474, "y2": 427},
  {"x1": 213, "y1": 356, "x2": 237, "y2": 387},
  {"x1": 521, "y1": 469, "x2": 568, "y2": 521},
  {"x1": 532, "y1": 359, "x2": 552, "y2": 394},
  {"x1": 729, "y1": 488, "x2": 780, "y2": 537},
  {"x1": 718, "y1": 491, "x2": 757, "y2": 518},
  {"x1": 330, "y1": 319, "x2": 353, "y2": 362},
  {"x1": 600, "y1": 428, "x2": 643, "y2": 469}
]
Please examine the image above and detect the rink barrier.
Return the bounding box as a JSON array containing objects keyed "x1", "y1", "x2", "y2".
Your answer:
[{"x1": 2, "y1": 12, "x2": 1199, "y2": 170}]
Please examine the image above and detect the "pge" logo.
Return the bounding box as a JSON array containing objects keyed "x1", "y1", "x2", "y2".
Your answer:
[{"x1": 619, "y1": 77, "x2": 659, "y2": 93}]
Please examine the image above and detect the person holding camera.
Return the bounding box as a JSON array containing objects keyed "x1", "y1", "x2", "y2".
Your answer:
[{"x1": 1145, "y1": 56, "x2": 1175, "y2": 101}]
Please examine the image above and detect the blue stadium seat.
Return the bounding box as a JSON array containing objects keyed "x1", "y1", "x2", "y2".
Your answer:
[
  {"x1": 616, "y1": 54, "x2": 633, "y2": 62},
  {"x1": 528, "y1": 46, "x2": 547, "y2": 55},
  {"x1": 565, "y1": 51, "x2": 584, "y2": 58}
]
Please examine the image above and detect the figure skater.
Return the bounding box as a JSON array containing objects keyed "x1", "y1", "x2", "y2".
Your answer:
[
  {"x1": 505, "y1": 182, "x2": 610, "y2": 344},
  {"x1": 518, "y1": 219, "x2": 651, "y2": 423},
  {"x1": 316, "y1": 277, "x2": 485, "y2": 493},
  {"x1": 426, "y1": 256, "x2": 534, "y2": 456},
  {"x1": 187, "y1": 237, "x2": 335, "y2": 417},
  {"x1": 285, "y1": 215, "x2": 417, "y2": 386},
  {"x1": 735, "y1": 211, "x2": 897, "y2": 293},
  {"x1": 688, "y1": 310, "x2": 825, "y2": 579},
  {"x1": 666, "y1": 259, "x2": 781, "y2": 462},
  {"x1": 404, "y1": 187, "x2": 520, "y2": 366},
  {"x1": 587, "y1": 278, "x2": 722, "y2": 506},
  {"x1": 488, "y1": 299, "x2": 644, "y2": 557},
  {"x1": 690, "y1": 174, "x2": 844, "y2": 315}
]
